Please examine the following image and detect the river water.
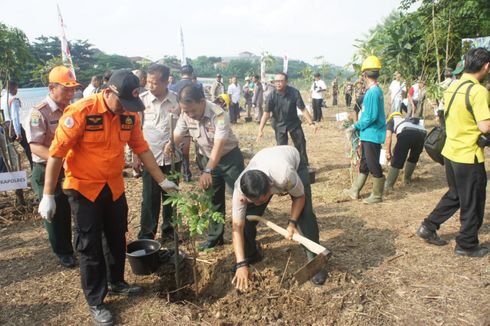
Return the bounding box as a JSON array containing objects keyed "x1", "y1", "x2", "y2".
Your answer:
[{"x1": 15, "y1": 87, "x2": 49, "y2": 123}]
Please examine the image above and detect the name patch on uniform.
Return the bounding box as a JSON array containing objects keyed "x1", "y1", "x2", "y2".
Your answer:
[
  {"x1": 120, "y1": 115, "x2": 135, "y2": 131},
  {"x1": 85, "y1": 115, "x2": 104, "y2": 131},
  {"x1": 49, "y1": 120, "x2": 59, "y2": 125}
]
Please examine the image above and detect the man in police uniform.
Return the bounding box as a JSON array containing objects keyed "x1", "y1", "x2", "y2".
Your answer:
[
  {"x1": 416, "y1": 48, "x2": 490, "y2": 257},
  {"x1": 26, "y1": 66, "x2": 78, "y2": 268},
  {"x1": 230, "y1": 146, "x2": 327, "y2": 291},
  {"x1": 165, "y1": 83, "x2": 245, "y2": 250},
  {"x1": 135, "y1": 64, "x2": 181, "y2": 241},
  {"x1": 257, "y1": 72, "x2": 317, "y2": 166},
  {"x1": 210, "y1": 73, "x2": 224, "y2": 102},
  {"x1": 384, "y1": 113, "x2": 427, "y2": 192},
  {"x1": 38, "y1": 69, "x2": 179, "y2": 326}
]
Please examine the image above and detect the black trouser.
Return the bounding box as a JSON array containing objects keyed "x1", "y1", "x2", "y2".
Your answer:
[
  {"x1": 332, "y1": 93, "x2": 338, "y2": 106},
  {"x1": 19, "y1": 126, "x2": 33, "y2": 169},
  {"x1": 423, "y1": 158, "x2": 487, "y2": 250},
  {"x1": 345, "y1": 94, "x2": 352, "y2": 108},
  {"x1": 275, "y1": 126, "x2": 309, "y2": 166},
  {"x1": 66, "y1": 185, "x2": 128, "y2": 306},
  {"x1": 312, "y1": 99, "x2": 323, "y2": 122},
  {"x1": 229, "y1": 102, "x2": 240, "y2": 124},
  {"x1": 243, "y1": 159, "x2": 319, "y2": 260},
  {"x1": 138, "y1": 163, "x2": 181, "y2": 239},
  {"x1": 391, "y1": 130, "x2": 426, "y2": 169},
  {"x1": 359, "y1": 141, "x2": 383, "y2": 178},
  {"x1": 200, "y1": 147, "x2": 245, "y2": 241}
]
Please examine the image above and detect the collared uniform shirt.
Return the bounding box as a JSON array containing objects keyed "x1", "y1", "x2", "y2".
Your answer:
[
  {"x1": 25, "y1": 95, "x2": 64, "y2": 163},
  {"x1": 140, "y1": 90, "x2": 181, "y2": 166},
  {"x1": 311, "y1": 80, "x2": 327, "y2": 99},
  {"x1": 442, "y1": 74, "x2": 490, "y2": 164},
  {"x1": 210, "y1": 81, "x2": 224, "y2": 101},
  {"x1": 227, "y1": 83, "x2": 241, "y2": 104},
  {"x1": 49, "y1": 93, "x2": 149, "y2": 202},
  {"x1": 174, "y1": 101, "x2": 239, "y2": 158},
  {"x1": 232, "y1": 146, "x2": 304, "y2": 221},
  {"x1": 265, "y1": 85, "x2": 306, "y2": 131}
]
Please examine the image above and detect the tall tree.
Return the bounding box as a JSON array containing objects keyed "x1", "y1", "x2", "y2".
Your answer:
[{"x1": 0, "y1": 23, "x2": 32, "y2": 83}]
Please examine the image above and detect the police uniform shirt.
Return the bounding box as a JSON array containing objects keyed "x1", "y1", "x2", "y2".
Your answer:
[
  {"x1": 265, "y1": 85, "x2": 306, "y2": 131},
  {"x1": 232, "y1": 146, "x2": 304, "y2": 221},
  {"x1": 25, "y1": 95, "x2": 64, "y2": 163},
  {"x1": 174, "y1": 101, "x2": 239, "y2": 158},
  {"x1": 140, "y1": 90, "x2": 181, "y2": 165},
  {"x1": 386, "y1": 116, "x2": 426, "y2": 135}
]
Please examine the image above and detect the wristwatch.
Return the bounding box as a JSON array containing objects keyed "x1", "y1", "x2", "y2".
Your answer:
[{"x1": 203, "y1": 167, "x2": 213, "y2": 174}]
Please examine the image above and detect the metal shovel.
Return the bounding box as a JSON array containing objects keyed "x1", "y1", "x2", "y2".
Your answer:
[{"x1": 246, "y1": 215, "x2": 331, "y2": 285}]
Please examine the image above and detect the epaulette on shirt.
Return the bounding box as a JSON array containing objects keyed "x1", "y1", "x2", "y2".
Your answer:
[{"x1": 33, "y1": 101, "x2": 48, "y2": 110}]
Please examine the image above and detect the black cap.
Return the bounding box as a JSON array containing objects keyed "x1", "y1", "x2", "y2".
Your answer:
[
  {"x1": 107, "y1": 69, "x2": 144, "y2": 112},
  {"x1": 181, "y1": 65, "x2": 194, "y2": 75},
  {"x1": 216, "y1": 73, "x2": 222, "y2": 77}
]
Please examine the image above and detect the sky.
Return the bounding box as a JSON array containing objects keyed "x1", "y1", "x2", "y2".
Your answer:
[{"x1": 0, "y1": 0, "x2": 404, "y2": 67}]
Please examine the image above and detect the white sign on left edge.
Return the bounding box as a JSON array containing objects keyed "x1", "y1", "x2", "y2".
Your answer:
[{"x1": 0, "y1": 171, "x2": 28, "y2": 191}]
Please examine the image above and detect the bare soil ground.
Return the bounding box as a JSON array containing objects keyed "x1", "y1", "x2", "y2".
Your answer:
[{"x1": 1, "y1": 104, "x2": 490, "y2": 326}]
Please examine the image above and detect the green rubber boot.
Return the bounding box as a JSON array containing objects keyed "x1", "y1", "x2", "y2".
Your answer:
[
  {"x1": 384, "y1": 167, "x2": 400, "y2": 193},
  {"x1": 363, "y1": 176, "x2": 385, "y2": 204},
  {"x1": 404, "y1": 161, "x2": 416, "y2": 185},
  {"x1": 343, "y1": 173, "x2": 368, "y2": 200}
]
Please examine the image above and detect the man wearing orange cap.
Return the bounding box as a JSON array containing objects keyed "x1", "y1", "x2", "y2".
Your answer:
[
  {"x1": 26, "y1": 65, "x2": 80, "y2": 268},
  {"x1": 38, "y1": 69, "x2": 179, "y2": 326}
]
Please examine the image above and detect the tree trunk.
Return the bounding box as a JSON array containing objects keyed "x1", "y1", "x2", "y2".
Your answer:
[
  {"x1": 445, "y1": 5, "x2": 451, "y2": 70},
  {"x1": 432, "y1": 1, "x2": 441, "y2": 83}
]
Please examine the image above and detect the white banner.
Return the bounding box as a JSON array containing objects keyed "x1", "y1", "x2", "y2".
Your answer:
[
  {"x1": 0, "y1": 171, "x2": 28, "y2": 191},
  {"x1": 283, "y1": 54, "x2": 288, "y2": 73}
]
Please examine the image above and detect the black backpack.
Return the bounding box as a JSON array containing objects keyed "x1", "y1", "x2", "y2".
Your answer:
[{"x1": 424, "y1": 80, "x2": 475, "y2": 165}]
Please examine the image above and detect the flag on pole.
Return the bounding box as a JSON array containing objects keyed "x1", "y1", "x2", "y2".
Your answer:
[
  {"x1": 179, "y1": 25, "x2": 187, "y2": 66},
  {"x1": 283, "y1": 54, "x2": 288, "y2": 74},
  {"x1": 260, "y1": 53, "x2": 266, "y2": 82},
  {"x1": 57, "y1": 4, "x2": 76, "y2": 78}
]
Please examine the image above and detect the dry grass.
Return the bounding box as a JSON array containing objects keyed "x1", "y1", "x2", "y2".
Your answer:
[{"x1": 1, "y1": 104, "x2": 490, "y2": 325}]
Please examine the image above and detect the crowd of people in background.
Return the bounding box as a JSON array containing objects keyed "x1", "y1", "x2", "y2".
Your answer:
[{"x1": 0, "y1": 47, "x2": 489, "y2": 326}]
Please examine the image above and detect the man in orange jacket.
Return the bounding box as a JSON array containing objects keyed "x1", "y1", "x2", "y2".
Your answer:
[{"x1": 38, "y1": 69, "x2": 178, "y2": 326}]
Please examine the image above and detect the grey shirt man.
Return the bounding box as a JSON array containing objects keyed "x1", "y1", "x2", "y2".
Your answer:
[
  {"x1": 140, "y1": 90, "x2": 181, "y2": 165},
  {"x1": 25, "y1": 95, "x2": 64, "y2": 163},
  {"x1": 232, "y1": 146, "x2": 303, "y2": 221},
  {"x1": 174, "y1": 101, "x2": 239, "y2": 158},
  {"x1": 210, "y1": 79, "x2": 224, "y2": 101}
]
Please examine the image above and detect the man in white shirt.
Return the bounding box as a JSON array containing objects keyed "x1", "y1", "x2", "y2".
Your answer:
[
  {"x1": 388, "y1": 72, "x2": 406, "y2": 113},
  {"x1": 227, "y1": 76, "x2": 241, "y2": 124},
  {"x1": 311, "y1": 73, "x2": 326, "y2": 122},
  {"x1": 135, "y1": 64, "x2": 181, "y2": 241},
  {"x1": 82, "y1": 75, "x2": 101, "y2": 98}
]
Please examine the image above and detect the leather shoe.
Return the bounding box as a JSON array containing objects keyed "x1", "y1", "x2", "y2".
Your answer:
[
  {"x1": 58, "y1": 254, "x2": 76, "y2": 268},
  {"x1": 416, "y1": 224, "x2": 448, "y2": 246},
  {"x1": 198, "y1": 237, "x2": 224, "y2": 251},
  {"x1": 454, "y1": 245, "x2": 489, "y2": 258},
  {"x1": 89, "y1": 304, "x2": 113, "y2": 326},
  {"x1": 311, "y1": 270, "x2": 327, "y2": 286},
  {"x1": 108, "y1": 281, "x2": 143, "y2": 296}
]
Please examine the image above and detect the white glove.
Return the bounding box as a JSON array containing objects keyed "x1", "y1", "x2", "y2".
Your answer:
[
  {"x1": 38, "y1": 194, "x2": 56, "y2": 222},
  {"x1": 159, "y1": 179, "x2": 180, "y2": 192}
]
